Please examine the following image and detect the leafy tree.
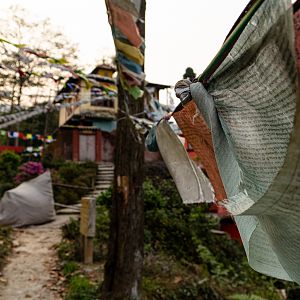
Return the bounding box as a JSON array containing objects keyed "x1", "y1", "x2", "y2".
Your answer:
[
  {"x1": 0, "y1": 5, "x2": 79, "y2": 111},
  {"x1": 16, "y1": 104, "x2": 59, "y2": 138},
  {"x1": 183, "y1": 67, "x2": 196, "y2": 81},
  {"x1": 0, "y1": 151, "x2": 21, "y2": 196}
]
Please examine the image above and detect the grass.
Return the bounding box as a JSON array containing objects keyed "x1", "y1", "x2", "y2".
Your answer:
[
  {"x1": 0, "y1": 225, "x2": 12, "y2": 271},
  {"x1": 65, "y1": 275, "x2": 98, "y2": 300}
]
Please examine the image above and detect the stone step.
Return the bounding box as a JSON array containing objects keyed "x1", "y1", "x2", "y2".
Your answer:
[
  {"x1": 96, "y1": 180, "x2": 113, "y2": 183},
  {"x1": 90, "y1": 192, "x2": 108, "y2": 197},
  {"x1": 98, "y1": 172, "x2": 114, "y2": 175},
  {"x1": 82, "y1": 163, "x2": 114, "y2": 199},
  {"x1": 91, "y1": 189, "x2": 108, "y2": 193},
  {"x1": 97, "y1": 180, "x2": 113, "y2": 183},
  {"x1": 98, "y1": 167, "x2": 114, "y2": 169},
  {"x1": 95, "y1": 183, "x2": 111, "y2": 187},
  {"x1": 95, "y1": 184, "x2": 112, "y2": 187},
  {"x1": 97, "y1": 179, "x2": 113, "y2": 182},
  {"x1": 94, "y1": 185, "x2": 111, "y2": 191},
  {"x1": 98, "y1": 173, "x2": 114, "y2": 176},
  {"x1": 97, "y1": 173, "x2": 114, "y2": 176},
  {"x1": 96, "y1": 180, "x2": 113, "y2": 184},
  {"x1": 98, "y1": 166, "x2": 114, "y2": 169},
  {"x1": 91, "y1": 188, "x2": 108, "y2": 192},
  {"x1": 97, "y1": 178, "x2": 111, "y2": 182}
]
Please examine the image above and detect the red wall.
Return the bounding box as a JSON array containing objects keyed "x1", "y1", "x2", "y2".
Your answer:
[
  {"x1": 56, "y1": 128, "x2": 163, "y2": 163},
  {"x1": 0, "y1": 146, "x2": 24, "y2": 153},
  {"x1": 72, "y1": 129, "x2": 79, "y2": 161},
  {"x1": 95, "y1": 130, "x2": 102, "y2": 162}
]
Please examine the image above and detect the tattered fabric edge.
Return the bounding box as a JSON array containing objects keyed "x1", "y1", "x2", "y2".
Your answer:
[
  {"x1": 234, "y1": 216, "x2": 292, "y2": 281},
  {"x1": 156, "y1": 120, "x2": 214, "y2": 204}
]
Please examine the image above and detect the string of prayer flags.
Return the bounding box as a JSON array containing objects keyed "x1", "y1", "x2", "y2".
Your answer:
[
  {"x1": 26, "y1": 133, "x2": 32, "y2": 140},
  {"x1": 26, "y1": 146, "x2": 33, "y2": 153},
  {"x1": 105, "y1": 0, "x2": 145, "y2": 99},
  {"x1": 153, "y1": 0, "x2": 300, "y2": 284},
  {"x1": 0, "y1": 37, "x2": 98, "y2": 88},
  {"x1": 115, "y1": 40, "x2": 144, "y2": 65},
  {"x1": 24, "y1": 146, "x2": 43, "y2": 153},
  {"x1": 0, "y1": 129, "x2": 55, "y2": 143},
  {"x1": 108, "y1": 1, "x2": 142, "y2": 47},
  {"x1": 110, "y1": 0, "x2": 140, "y2": 19},
  {"x1": 46, "y1": 135, "x2": 54, "y2": 143},
  {"x1": 0, "y1": 94, "x2": 114, "y2": 129}
]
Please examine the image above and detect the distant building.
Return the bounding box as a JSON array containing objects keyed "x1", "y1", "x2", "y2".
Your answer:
[{"x1": 54, "y1": 64, "x2": 172, "y2": 163}]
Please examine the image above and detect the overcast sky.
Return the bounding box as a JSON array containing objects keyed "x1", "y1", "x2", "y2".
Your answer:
[{"x1": 0, "y1": 0, "x2": 251, "y2": 86}]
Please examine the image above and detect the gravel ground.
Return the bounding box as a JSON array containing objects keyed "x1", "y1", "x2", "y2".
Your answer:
[{"x1": 0, "y1": 215, "x2": 77, "y2": 300}]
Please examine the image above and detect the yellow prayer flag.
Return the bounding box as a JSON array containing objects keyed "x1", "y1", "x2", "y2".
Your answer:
[{"x1": 115, "y1": 39, "x2": 144, "y2": 65}]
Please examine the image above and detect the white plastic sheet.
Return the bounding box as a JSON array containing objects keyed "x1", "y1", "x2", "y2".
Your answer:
[{"x1": 0, "y1": 171, "x2": 55, "y2": 227}]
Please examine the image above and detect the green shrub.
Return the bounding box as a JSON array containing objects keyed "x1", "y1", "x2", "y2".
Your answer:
[
  {"x1": 0, "y1": 225, "x2": 12, "y2": 270},
  {"x1": 59, "y1": 195, "x2": 111, "y2": 262},
  {"x1": 66, "y1": 275, "x2": 98, "y2": 300},
  {"x1": 0, "y1": 151, "x2": 21, "y2": 176},
  {"x1": 59, "y1": 218, "x2": 81, "y2": 262},
  {"x1": 228, "y1": 295, "x2": 267, "y2": 300},
  {"x1": 62, "y1": 218, "x2": 80, "y2": 240},
  {"x1": 143, "y1": 277, "x2": 224, "y2": 300},
  {"x1": 96, "y1": 187, "x2": 112, "y2": 207},
  {"x1": 53, "y1": 161, "x2": 97, "y2": 205},
  {"x1": 0, "y1": 182, "x2": 15, "y2": 198},
  {"x1": 142, "y1": 178, "x2": 281, "y2": 299},
  {"x1": 0, "y1": 151, "x2": 21, "y2": 196},
  {"x1": 57, "y1": 240, "x2": 79, "y2": 262},
  {"x1": 58, "y1": 163, "x2": 82, "y2": 183},
  {"x1": 94, "y1": 204, "x2": 110, "y2": 260},
  {"x1": 62, "y1": 261, "x2": 79, "y2": 278},
  {"x1": 143, "y1": 178, "x2": 212, "y2": 262},
  {"x1": 57, "y1": 175, "x2": 284, "y2": 300}
]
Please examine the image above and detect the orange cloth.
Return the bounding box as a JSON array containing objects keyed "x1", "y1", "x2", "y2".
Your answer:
[
  {"x1": 173, "y1": 101, "x2": 227, "y2": 201},
  {"x1": 107, "y1": 0, "x2": 142, "y2": 48}
]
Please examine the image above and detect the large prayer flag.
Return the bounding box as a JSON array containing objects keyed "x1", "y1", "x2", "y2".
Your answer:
[{"x1": 155, "y1": 0, "x2": 300, "y2": 284}]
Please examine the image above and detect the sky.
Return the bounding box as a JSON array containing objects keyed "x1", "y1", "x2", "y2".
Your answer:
[{"x1": 0, "y1": 0, "x2": 251, "y2": 87}]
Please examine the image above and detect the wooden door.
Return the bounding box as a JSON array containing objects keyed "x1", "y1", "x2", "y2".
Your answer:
[{"x1": 79, "y1": 134, "x2": 96, "y2": 161}]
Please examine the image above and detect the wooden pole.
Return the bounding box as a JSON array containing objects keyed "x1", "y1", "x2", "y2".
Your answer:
[
  {"x1": 101, "y1": 1, "x2": 146, "y2": 299},
  {"x1": 80, "y1": 197, "x2": 96, "y2": 264},
  {"x1": 83, "y1": 236, "x2": 94, "y2": 264}
]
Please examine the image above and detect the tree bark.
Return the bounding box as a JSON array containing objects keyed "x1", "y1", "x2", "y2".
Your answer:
[
  {"x1": 101, "y1": 83, "x2": 145, "y2": 300},
  {"x1": 101, "y1": 1, "x2": 146, "y2": 298}
]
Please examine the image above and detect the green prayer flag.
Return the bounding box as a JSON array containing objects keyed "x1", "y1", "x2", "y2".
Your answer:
[{"x1": 128, "y1": 86, "x2": 143, "y2": 99}]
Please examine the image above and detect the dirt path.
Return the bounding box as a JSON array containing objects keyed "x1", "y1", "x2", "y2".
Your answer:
[{"x1": 0, "y1": 215, "x2": 77, "y2": 300}]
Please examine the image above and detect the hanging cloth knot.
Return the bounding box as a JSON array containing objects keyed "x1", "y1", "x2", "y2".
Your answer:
[{"x1": 175, "y1": 79, "x2": 192, "y2": 103}]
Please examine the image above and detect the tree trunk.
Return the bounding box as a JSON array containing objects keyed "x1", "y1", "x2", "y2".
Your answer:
[
  {"x1": 101, "y1": 1, "x2": 146, "y2": 298},
  {"x1": 101, "y1": 83, "x2": 145, "y2": 300}
]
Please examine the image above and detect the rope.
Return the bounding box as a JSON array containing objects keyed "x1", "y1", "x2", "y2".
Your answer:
[{"x1": 0, "y1": 95, "x2": 115, "y2": 128}]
